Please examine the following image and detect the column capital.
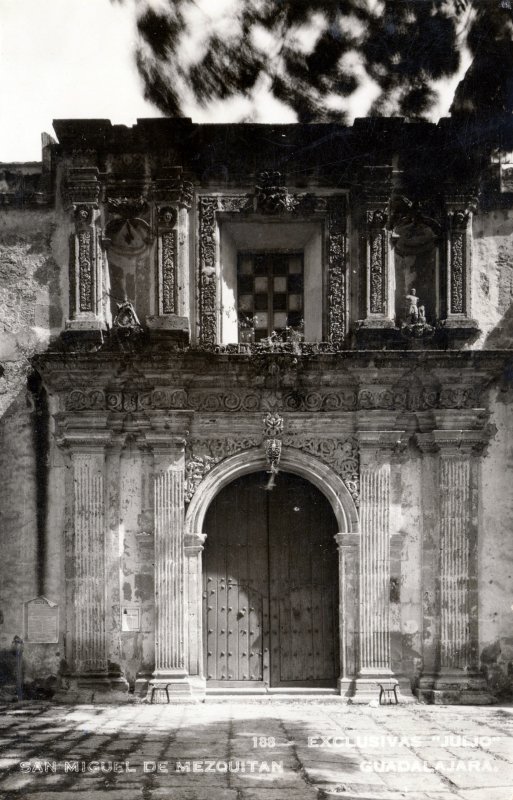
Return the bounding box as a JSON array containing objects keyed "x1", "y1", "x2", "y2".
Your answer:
[
  {"x1": 421, "y1": 429, "x2": 491, "y2": 455},
  {"x1": 57, "y1": 426, "x2": 112, "y2": 452},
  {"x1": 184, "y1": 532, "x2": 207, "y2": 555},
  {"x1": 334, "y1": 532, "x2": 359, "y2": 550},
  {"x1": 357, "y1": 430, "x2": 408, "y2": 458},
  {"x1": 144, "y1": 431, "x2": 188, "y2": 456}
]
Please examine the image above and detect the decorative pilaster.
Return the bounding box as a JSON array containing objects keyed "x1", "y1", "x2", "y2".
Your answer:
[
  {"x1": 439, "y1": 198, "x2": 479, "y2": 343},
  {"x1": 366, "y1": 208, "x2": 390, "y2": 318},
  {"x1": 148, "y1": 434, "x2": 194, "y2": 700},
  {"x1": 148, "y1": 168, "x2": 193, "y2": 339},
  {"x1": 63, "y1": 168, "x2": 106, "y2": 335},
  {"x1": 353, "y1": 430, "x2": 406, "y2": 700},
  {"x1": 335, "y1": 532, "x2": 359, "y2": 696}
]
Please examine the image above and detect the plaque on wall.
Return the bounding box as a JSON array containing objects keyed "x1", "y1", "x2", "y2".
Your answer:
[
  {"x1": 122, "y1": 606, "x2": 141, "y2": 632},
  {"x1": 24, "y1": 596, "x2": 59, "y2": 643}
]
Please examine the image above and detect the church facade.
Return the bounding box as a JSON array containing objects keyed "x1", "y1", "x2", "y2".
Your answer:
[{"x1": 0, "y1": 116, "x2": 512, "y2": 703}]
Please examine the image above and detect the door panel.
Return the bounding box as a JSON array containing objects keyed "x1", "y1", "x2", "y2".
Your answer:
[
  {"x1": 203, "y1": 473, "x2": 269, "y2": 684},
  {"x1": 269, "y1": 475, "x2": 339, "y2": 686},
  {"x1": 203, "y1": 471, "x2": 339, "y2": 687}
]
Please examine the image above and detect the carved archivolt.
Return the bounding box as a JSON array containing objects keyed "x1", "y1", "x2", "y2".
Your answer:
[{"x1": 184, "y1": 433, "x2": 360, "y2": 506}]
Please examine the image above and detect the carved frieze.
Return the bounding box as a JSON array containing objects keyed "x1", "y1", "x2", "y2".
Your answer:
[{"x1": 64, "y1": 383, "x2": 485, "y2": 414}]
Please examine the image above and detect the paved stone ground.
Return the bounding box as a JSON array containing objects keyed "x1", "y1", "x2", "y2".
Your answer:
[{"x1": 0, "y1": 701, "x2": 512, "y2": 800}]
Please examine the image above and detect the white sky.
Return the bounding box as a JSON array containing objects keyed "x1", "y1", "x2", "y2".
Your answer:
[{"x1": 0, "y1": 0, "x2": 470, "y2": 163}]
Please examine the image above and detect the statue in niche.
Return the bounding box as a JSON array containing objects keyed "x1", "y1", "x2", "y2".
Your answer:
[
  {"x1": 401, "y1": 287, "x2": 433, "y2": 340},
  {"x1": 405, "y1": 287, "x2": 420, "y2": 323}
]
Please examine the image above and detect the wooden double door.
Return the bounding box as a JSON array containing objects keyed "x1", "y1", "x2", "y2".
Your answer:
[{"x1": 203, "y1": 471, "x2": 339, "y2": 687}]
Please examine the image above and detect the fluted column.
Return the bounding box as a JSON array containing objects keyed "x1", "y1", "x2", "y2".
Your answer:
[
  {"x1": 149, "y1": 434, "x2": 193, "y2": 699},
  {"x1": 417, "y1": 428, "x2": 491, "y2": 703},
  {"x1": 335, "y1": 532, "x2": 359, "y2": 696},
  {"x1": 67, "y1": 433, "x2": 111, "y2": 683},
  {"x1": 354, "y1": 430, "x2": 405, "y2": 699}
]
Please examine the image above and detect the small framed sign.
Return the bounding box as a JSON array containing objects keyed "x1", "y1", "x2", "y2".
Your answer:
[
  {"x1": 25, "y1": 596, "x2": 59, "y2": 643},
  {"x1": 121, "y1": 606, "x2": 141, "y2": 632}
]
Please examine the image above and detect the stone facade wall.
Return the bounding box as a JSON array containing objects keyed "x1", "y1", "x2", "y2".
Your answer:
[
  {"x1": 0, "y1": 205, "x2": 67, "y2": 695},
  {"x1": 479, "y1": 386, "x2": 513, "y2": 695},
  {"x1": 473, "y1": 209, "x2": 513, "y2": 348}
]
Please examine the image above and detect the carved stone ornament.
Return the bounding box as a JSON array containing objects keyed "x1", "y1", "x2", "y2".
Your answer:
[
  {"x1": 283, "y1": 434, "x2": 360, "y2": 506},
  {"x1": 157, "y1": 206, "x2": 178, "y2": 228},
  {"x1": 106, "y1": 196, "x2": 149, "y2": 218},
  {"x1": 184, "y1": 437, "x2": 261, "y2": 502},
  {"x1": 263, "y1": 412, "x2": 284, "y2": 438},
  {"x1": 255, "y1": 171, "x2": 298, "y2": 214},
  {"x1": 185, "y1": 454, "x2": 216, "y2": 503},
  {"x1": 112, "y1": 300, "x2": 141, "y2": 330}
]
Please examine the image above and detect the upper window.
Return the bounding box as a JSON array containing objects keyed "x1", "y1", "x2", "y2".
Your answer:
[{"x1": 237, "y1": 251, "x2": 304, "y2": 342}]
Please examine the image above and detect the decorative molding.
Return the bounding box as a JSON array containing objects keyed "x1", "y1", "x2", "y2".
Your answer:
[
  {"x1": 62, "y1": 167, "x2": 101, "y2": 209},
  {"x1": 153, "y1": 167, "x2": 193, "y2": 209}
]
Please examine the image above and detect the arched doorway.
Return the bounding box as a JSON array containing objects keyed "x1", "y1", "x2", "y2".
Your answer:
[{"x1": 202, "y1": 470, "x2": 339, "y2": 688}]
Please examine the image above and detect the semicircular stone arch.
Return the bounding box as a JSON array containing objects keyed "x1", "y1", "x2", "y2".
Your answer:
[{"x1": 184, "y1": 446, "x2": 359, "y2": 540}]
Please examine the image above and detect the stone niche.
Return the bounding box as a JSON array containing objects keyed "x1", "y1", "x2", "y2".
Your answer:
[{"x1": 392, "y1": 219, "x2": 439, "y2": 326}]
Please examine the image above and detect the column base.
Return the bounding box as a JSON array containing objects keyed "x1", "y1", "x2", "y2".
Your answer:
[
  {"x1": 54, "y1": 673, "x2": 130, "y2": 703},
  {"x1": 146, "y1": 672, "x2": 199, "y2": 704},
  {"x1": 416, "y1": 671, "x2": 495, "y2": 705}
]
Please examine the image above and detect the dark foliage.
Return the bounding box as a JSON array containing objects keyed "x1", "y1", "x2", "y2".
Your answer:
[{"x1": 118, "y1": 0, "x2": 513, "y2": 120}]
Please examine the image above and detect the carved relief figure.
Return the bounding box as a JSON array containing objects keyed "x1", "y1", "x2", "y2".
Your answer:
[{"x1": 405, "y1": 288, "x2": 420, "y2": 323}]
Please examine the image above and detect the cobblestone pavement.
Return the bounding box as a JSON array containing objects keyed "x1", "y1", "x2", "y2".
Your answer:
[{"x1": 0, "y1": 701, "x2": 512, "y2": 800}]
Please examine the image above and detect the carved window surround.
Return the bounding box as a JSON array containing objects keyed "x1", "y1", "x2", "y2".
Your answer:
[{"x1": 197, "y1": 189, "x2": 347, "y2": 347}]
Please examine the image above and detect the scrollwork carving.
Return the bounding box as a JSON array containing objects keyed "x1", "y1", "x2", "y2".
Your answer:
[
  {"x1": 283, "y1": 434, "x2": 360, "y2": 506},
  {"x1": 327, "y1": 196, "x2": 347, "y2": 343},
  {"x1": 160, "y1": 230, "x2": 177, "y2": 314}
]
